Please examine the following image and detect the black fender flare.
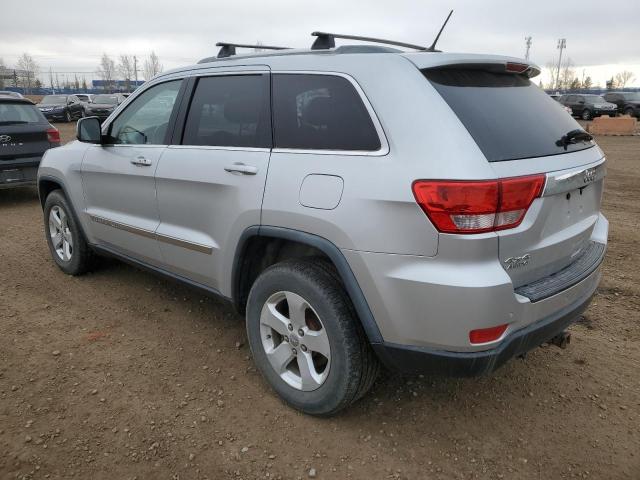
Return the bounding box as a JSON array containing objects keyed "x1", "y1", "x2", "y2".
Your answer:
[
  {"x1": 232, "y1": 226, "x2": 383, "y2": 344},
  {"x1": 38, "y1": 175, "x2": 90, "y2": 240}
]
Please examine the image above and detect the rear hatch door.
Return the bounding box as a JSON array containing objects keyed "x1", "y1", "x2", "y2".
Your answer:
[
  {"x1": 0, "y1": 101, "x2": 51, "y2": 162},
  {"x1": 413, "y1": 55, "x2": 605, "y2": 290}
]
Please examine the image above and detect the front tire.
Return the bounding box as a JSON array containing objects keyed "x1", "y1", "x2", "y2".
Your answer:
[
  {"x1": 64, "y1": 110, "x2": 72, "y2": 122},
  {"x1": 624, "y1": 107, "x2": 634, "y2": 117},
  {"x1": 44, "y1": 190, "x2": 95, "y2": 275},
  {"x1": 581, "y1": 109, "x2": 592, "y2": 120},
  {"x1": 246, "y1": 259, "x2": 379, "y2": 416}
]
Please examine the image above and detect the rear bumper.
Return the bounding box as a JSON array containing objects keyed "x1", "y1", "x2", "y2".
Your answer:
[
  {"x1": 0, "y1": 156, "x2": 42, "y2": 188},
  {"x1": 372, "y1": 286, "x2": 595, "y2": 376}
]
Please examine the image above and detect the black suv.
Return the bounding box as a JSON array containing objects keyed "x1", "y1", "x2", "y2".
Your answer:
[
  {"x1": 37, "y1": 95, "x2": 85, "y2": 122},
  {"x1": 0, "y1": 97, "x2": 60, "y2": 188},
  {"x1": 602, "y1": 91, "x2": 640, "y2": 118},
  {"x1": 558, "y1": 94, "x2": 617, "y2": 120}
]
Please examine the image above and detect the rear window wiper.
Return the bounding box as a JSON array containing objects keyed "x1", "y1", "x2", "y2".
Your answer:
[{"x1": 556, "y1": 129, "x2": 593, "y2": 150}]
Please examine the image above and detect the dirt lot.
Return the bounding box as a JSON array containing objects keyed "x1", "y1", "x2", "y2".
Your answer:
[{"x1": 1, "y1": 123, "x2": 639, "y2": 480}]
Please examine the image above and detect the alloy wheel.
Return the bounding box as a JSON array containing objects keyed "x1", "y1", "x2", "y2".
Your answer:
[
  {"x1": 259, "y1": 291, "x2": 331, "y2": 391},
  {"x1": 48, "y1": 206, "x2": 73, "y2": 261}
]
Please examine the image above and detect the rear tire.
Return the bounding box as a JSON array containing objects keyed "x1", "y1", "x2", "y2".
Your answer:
[
  {"x1": 44, "y1": 190, "x2": 96, "y2": 275},
  {"x1": 581, "y1": 109, "x2": 592, "y2": 121},
  {"x1": 246, "y1": 259, "x2": 379, "y2": 416}
]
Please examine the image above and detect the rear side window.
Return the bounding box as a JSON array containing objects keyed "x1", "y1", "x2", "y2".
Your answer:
[
  {"x1": 423, "y1": 69, "x2": 594, "y2": 162},
  {"x1": 182, "y1": 75, "x2": 270, "y2": 148},
  {"x1": 272, "y1": 74, "x2": 381, "y2": 151},
  {"x1": 0, "y1": 102, "x2": 46, "y2": 124}
]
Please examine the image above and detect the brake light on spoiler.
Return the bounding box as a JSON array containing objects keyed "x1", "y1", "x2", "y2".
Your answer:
[{"x1": 412, "y1": 175, "x2": 546, "y2": 234}]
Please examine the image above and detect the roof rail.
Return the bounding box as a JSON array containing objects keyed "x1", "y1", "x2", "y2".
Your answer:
[
  {"x1": 215, "y1": 42, "x2": 290, "y2": 59},
  {"x1": 311, "y1": 32, "x2": 427, "y2": 52},
  {"x1": 311, "y1": 9, "x2": 454, "y2": 53}
]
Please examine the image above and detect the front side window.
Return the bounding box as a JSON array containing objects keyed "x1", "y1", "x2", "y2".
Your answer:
[
  {"x1": 109, "y1": 80, "x2": 182, "y2": 145},
  {"x1": 182, "y1": 74, "x2": 270, "y2": 148},
  {"x1": 272, "y1": 74, "x2": 381, "y2": 151}
]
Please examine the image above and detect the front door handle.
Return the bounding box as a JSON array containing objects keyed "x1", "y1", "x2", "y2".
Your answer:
[
  {"x1": 131, "y1": 156, "x2": 152, "y2": 167},
  {"x1": 224, "y1": 163, "x2": 258, "y2": 175}
]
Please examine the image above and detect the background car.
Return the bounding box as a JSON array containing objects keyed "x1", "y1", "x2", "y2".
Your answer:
[
  {"x1": 0, "y1": 91, "x2": 25, "y2": 99},
  {"x1": 84, "y1": 93, "x2": 126, "y2": 121},
  {"x1": 74, "y1": 93, "x2": 94, "y2": 114},
  {"x1": 36, "y1": 94, "x2": 85, "y2": 122},
  {"x1": 558, "y1": 94, "x2": 617, "y2": 120},
  {"x1": 0, "y1": 96, "x2": 60, "y2": 189},
  {"x1": 602, "y1": 91, "x2": 640, "y2": 118}
]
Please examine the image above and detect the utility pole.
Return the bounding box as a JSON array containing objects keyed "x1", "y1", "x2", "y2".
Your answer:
[
  {"x1": 49, "y1": 67, "x2": 55, "y2": 94},
  {"x1": 524, "y1": 36, "x2": 532, "y2": 60},
  {"x1": 555, "y1": 38, "x2": 566, "y2": 91},
  {"x1": 133, "y1": 55, "x2": 138, "y2": 90}
]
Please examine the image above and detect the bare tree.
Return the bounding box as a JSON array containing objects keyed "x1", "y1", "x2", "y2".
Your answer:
[
  {"x1": 0, "y1": 57, "x2": 5, "y2": 89},
  {"x1": 17, "y1": 53, "x2": 39, "y2": 94},
  {"x1": 143, "y1": 51, "x2": 163, "y2": 80},
  {"x1": 614, "y1": 71, "x2": 635, "y2": 89},
  {"x1": 118, "y1": 54, "x2": 135, "y2": 92},
  {"x1": 582, "y1": 76, "x2": 593, "y2": 90},
  {"x1": 96, "y1": 53, "x2": 116, "y2": 92}
]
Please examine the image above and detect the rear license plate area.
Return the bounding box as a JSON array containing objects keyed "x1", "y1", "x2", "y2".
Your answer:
[{"x1": 1, "y1": 169, "x2": 24, "y2": 183}]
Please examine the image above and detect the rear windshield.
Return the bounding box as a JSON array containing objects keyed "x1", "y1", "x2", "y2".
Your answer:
[
  {"x1": 423, "y1": 68, "x2": 594, "y2": 162},
  {"x1": 0, "y1": 102, "x2": 46, "y2": 124}
]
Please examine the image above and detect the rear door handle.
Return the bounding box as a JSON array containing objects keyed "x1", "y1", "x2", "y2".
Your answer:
[
  {"x1": 131, "y1": 156, "x2": 152, "y2": 167},
  {"x1": 224, "y1": 163, "x2": 258, "y2": 175}
]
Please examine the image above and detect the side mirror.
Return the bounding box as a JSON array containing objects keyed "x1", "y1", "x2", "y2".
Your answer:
[{"x1": 77, "y1": 117, "x2": 102, "y2": 144}]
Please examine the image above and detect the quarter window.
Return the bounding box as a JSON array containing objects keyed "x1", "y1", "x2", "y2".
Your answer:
[
  {"x1": 272, "y1": 74, "x2": 381, "y2": 151},
  {"x1": 181, "y1": 75, "x2": 270, "y2": 148},
  {"x1": 109, "y1": 80, "x2": 182, "y2": 145}
]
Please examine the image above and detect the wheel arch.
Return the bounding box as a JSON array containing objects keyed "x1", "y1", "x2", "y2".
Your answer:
[{"x1": 232, "y1": 226, "x2": 383, "y2": 344}]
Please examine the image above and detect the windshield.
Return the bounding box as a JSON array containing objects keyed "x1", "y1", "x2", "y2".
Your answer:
[
  {"x1": 423, "y1": 68, "x2": 593, "y2": 162},
  {"x1": 76, "y1": 95, "x2": 89, "y2": 101},
  {"x1": 40, "y1": 95, "x2": 68, "y2": 104},
  {"x1": 0, "y1": 102, "x2": 46, "y2": 124},
  {"x1": 92, "y1": 95, "x2": 119, "y2": 105}
]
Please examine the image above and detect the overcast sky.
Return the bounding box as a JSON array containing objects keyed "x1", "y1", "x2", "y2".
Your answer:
[{"x1": 2, "y1": 0, "x2": 639, "y2": 87}]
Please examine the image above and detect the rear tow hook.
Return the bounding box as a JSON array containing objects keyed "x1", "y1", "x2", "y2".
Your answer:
[{"x1": 550, "y1": 331, "x2": 571, "y2": 349}]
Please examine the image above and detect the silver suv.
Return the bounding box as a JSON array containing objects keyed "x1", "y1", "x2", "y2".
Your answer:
[{"x1": 37, "y1": 35, "x2": 608, "y2": 415}]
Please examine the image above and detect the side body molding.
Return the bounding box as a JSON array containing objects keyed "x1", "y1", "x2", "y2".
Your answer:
[{"x1": 232, "y1": 226, "x2": 383, "y2": 344}]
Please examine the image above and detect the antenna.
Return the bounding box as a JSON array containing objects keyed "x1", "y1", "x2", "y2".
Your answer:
[{"x1": 427, "y1": 9, "x2": 453, "y2": 52}]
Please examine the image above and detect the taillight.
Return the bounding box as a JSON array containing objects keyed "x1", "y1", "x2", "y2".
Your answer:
[
  {"x1": 505, "y1": 62, "x2": 529, "y2": 74},
  {"x1": 46, "y1": 127, "x2": 60, "y2": 144},
  {"x1": 412, "y1": 174, "x2": 545, "y2": 234},
  {"x1": 469, "y1": 324, "x2": 508, "y2": 344}
]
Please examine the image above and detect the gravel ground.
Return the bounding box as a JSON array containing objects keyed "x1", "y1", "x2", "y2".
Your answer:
[{"x1": 0, "y1": 123, "x2": 639, "y2": 480}]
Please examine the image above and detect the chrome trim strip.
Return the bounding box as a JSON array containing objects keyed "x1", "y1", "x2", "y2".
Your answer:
[
  {"x1": 270, "y1": 70, "x2": 390, "y2": 157},
  {"x1": 542, "y1": 158, "x2": 606, "y2": 197},
  {"x1": 167, "y1": 145, "x2": 270, "y2": 153},
  {"x1": 155, "y1": 232, "x2": 213, "y2": 254},
  {"x1": 89, "y1": 215, "x2": 213, "y2": 255}
]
